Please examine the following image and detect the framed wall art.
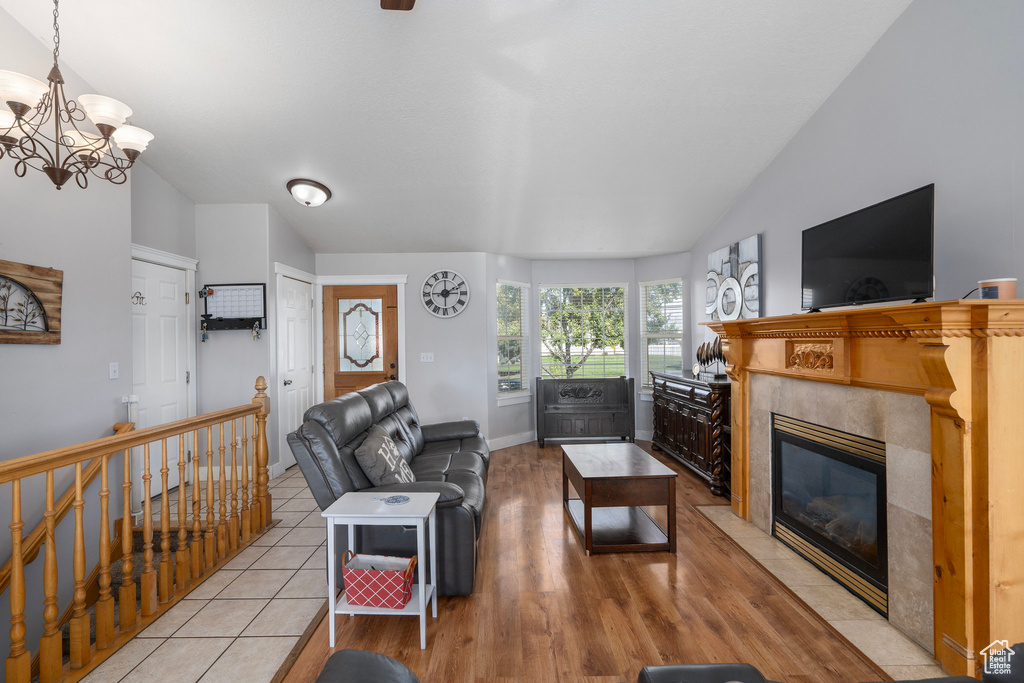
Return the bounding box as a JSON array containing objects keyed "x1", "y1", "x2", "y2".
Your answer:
[
  {"x1": 707, "y1": 234, "x2": 761, "y2": 321},
  {"x1": 0, "y1": 259, "x2": 63, "y2": 345}
]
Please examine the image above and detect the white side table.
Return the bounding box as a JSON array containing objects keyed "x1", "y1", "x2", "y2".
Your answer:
[{"x1": 322, "y1": 491, "x2": 439, "y2": 650}]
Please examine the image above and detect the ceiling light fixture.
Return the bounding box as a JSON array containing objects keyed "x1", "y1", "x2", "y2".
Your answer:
[
  {"x1": 0, "y1": 0, "x2": 153, "y2": 190},
  {"x1": 287, "y1": 179, "x2": 332, "y2": 207}
]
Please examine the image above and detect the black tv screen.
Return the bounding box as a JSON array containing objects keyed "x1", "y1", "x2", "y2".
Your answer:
[{"x1": 801, "y1": 184, "x2": 934, "y2": 310}]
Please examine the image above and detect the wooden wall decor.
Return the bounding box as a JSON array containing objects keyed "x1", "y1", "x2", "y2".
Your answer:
[
  {"x1": 0, "y1": 259, "x2": 62, "y2": 345},
  {"x1": 707, "y1": 300, "x2": 1024, "y2": 677}
]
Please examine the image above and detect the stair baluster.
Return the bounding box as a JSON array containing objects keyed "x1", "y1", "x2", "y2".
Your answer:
[
  {"x1": 158, "y1": 438, "x2": 172, "y2": 603},
  {"x1": 217, "y1": 425, "x2": 228, "y2": 559},
  {"x1": 240, "y1": 415, "x2": 251, "y2": 542},
  {"x1": 204, "y1": 427, "x2": 216, "y2": 567},
  {"x1": 176, "y1": 437, "x2": 191, "y2": 589},
  {"x1": 6, "y1": 479, "x2": 30, "y2": 682},
  {"x1": 69, "y1": 463, "x2": 90, "y2": 667},
  {"x1": 95, "y1": 454, "x2": 115, "y2": 649},
  {"x1": 39, "y1": 472, "x2": 61, "y2": 681}
]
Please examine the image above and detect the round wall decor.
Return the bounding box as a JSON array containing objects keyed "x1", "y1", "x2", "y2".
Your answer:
[{"x1": 421, "y1": 270, "x2": 469, "y2": 317}]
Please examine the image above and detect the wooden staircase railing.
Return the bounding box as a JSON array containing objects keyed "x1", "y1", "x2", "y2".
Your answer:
[
  {"x1": 0, "y1": 423, "x2": 135, "y2": 598},
  {"x1": 1, "y1": 377, "x2": 273, "y2": 683}
]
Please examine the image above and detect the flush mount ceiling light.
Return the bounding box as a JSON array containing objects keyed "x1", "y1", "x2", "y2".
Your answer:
[
  {"x1": 0, "y1": 0, "x2": 153, "y2": 190},
  {"x1": 287, "y1": 178, "x2": 332, "y2": 207}
]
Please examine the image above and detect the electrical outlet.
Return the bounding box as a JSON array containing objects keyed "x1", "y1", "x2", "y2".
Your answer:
[
  {"x1": 109, "y1": 362, "x2": 119, "y2": 380},
  {"x1": 420, "y1": 352, "x2": 434, "y2": 363}
]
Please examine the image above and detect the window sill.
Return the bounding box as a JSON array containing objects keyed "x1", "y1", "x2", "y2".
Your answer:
[
  {"x1": 640, "y1": 389, "x2": 654, "y2": 402},
  {"x1": 497, "y1": 392, "x2": 532, "y2": 407}
]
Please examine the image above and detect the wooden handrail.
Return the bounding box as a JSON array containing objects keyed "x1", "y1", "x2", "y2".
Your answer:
[
  {"x1": 0, "y1": 404, "x2": 260, "y2": 485},
  {"x1": 4, "y1": 376, "x2": 273, "y2": 683},
  {"x1": 0, "y1": 423, "x2": 135, "y2": 597}
]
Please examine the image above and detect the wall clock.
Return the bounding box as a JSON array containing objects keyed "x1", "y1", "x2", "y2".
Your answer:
[{"x1": 421, "y1": 270, "x2": 469, "y2": 318}]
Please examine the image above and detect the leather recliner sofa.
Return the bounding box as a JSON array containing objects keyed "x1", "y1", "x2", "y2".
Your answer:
[{"x1": 286, "y1": 381, "x2": 488, "y2": 596}]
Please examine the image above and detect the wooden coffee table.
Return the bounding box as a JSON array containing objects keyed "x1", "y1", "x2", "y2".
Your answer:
[{"x1": 562, "y1": 443, "x2": 677, "y2": 555}]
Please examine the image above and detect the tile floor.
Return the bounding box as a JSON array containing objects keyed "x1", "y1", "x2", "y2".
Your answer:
[
  {"x1": 83, "y1": 467, "x2": 325, "y2": 683},
  {"x1": 698, "y1": 505, "x2": 948, "y2": 680}
]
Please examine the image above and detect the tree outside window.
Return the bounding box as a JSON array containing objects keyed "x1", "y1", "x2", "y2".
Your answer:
[
  {"x1": 497, "y1": 282, "x2": 528, "y2": 393},
  {"x1": 641, "y1": 280, "x2": 684, "y2": 386},
  {"x1": 539, "y1": 286, "x2": 626, "y2": 379}
]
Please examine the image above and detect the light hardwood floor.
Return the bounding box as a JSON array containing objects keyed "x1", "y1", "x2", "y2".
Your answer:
[{"x1": 283, "y1": 441, "x2": 886, "y2": 683}]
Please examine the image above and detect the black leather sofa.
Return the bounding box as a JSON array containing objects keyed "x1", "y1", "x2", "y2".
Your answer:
[{"x1": 286, "y1": 381, "x2": 488, "y2": 596}]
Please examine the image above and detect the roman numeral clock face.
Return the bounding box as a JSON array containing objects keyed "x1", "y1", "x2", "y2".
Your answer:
[{"x1": 421, "y1": 270, "x2": 470, "y2": 318}]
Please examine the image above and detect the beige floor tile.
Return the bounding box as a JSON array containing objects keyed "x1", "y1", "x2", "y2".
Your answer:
[
  {"x1": 831, "y1": 619, "x2": 937, "y2": 666},
  {"x1": 272, "y1": 511, "x2": 309, "y2": 528},
  {"x1": 250, "y1": 545, "x2": 316, "y2": 570},
  {"x1": 252, "y1": 527, "x2": 291, "y2": 546},
  {"x1": 714, "y1": 519, "x2": 771, "y2": 540},
  {"x1": 217, "y1": 569, "x2": 296, "y2": 598},
  {"x1": 301, "y1": 546, "x2": 328, "y2": 570},
  {"x1": 242, "y1": 598, "x2": 325, "y2": 637},
  {"x1": 121, "y1": 637, "x2": 232, "y2": 683},
  {"x1": 278, "y1": 527, "x2": 326, "y2": 546},
  {"x1": 80, "y1": 636, "x2": 163, "y2": 682},
  {"x1": 298, "y1": 509, "x2": 325, "y2": 527},
  {"x1": 789, "y1": 583, "x2": 884, "y2": 621},
  {"x1": 173, "y1": 599, "x2": 268, "y2": 638},
  {"x1": 223, "y1": 545, "x2": 270, "y2": 570},
  {"x1": 881, "y1": 665, "x2": 948, "y2": 680},
  {"x1": 139, "y1": 599, "x2": 209, "y2": 637},
  {"x1": 759, "y1": 557, "x2": 838, "y2": 586},
  {"x1": 277, "y1": 498, "x2": 319, "y2": 512},
  {"x1": 198, "y1": 636, "x2": 299, "y2": 683},
  {"x1": 187, "y1": 570, "x2": 244, "y2": 599},
  {"x1": 277, "y1": 569, "x2": 329, "y2": 599},
  {"x1": 291, "y1": 490, "x2": 314, "y2": 499},
  {"x1": 734, "y1": 535, "x2": 798, "y2": 561}
]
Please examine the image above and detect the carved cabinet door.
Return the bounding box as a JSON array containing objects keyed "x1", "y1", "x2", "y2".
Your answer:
[{"x1": 692, "y1": 411, "x2": 711, "y2": 470}]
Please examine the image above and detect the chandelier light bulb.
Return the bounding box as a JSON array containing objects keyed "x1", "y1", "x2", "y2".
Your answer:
[
  {"x1": 112, "y1": 125, "x2": 154, "y2": 156},
  {"x1": 0, "y1": 70, "x2": 48, "y2": 115},
  {"x1": 62, "y1": 129, "x2": 108, "y2": 161},
  {"x1": 77, "y1": 94, "x2": 133, "y2": 135},
  {"x1": 287, "y1": 178, "x2": 332, "y2": 207}
]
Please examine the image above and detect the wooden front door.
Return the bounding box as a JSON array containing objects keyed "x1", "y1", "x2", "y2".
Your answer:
[{"x1": 324, "y1": 285, "x2": 398, "y2": 400}]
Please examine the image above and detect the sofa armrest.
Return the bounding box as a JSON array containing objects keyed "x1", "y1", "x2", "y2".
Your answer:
[
  {"x1": 421, "y1": 419, "x2": 480, "y2": 442},
  {"x1": 369, "y1": 481, "x2": 466, "y2": 508}
]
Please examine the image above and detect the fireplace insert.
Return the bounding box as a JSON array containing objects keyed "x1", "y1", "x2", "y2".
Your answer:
[{"x1": 771, "y1": 414, "x2": 888, "y2": 615}]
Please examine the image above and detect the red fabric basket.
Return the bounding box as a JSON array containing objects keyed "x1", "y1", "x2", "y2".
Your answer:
[{"x1": 341, "y1": 551, "x2": 416, "y2": 609}]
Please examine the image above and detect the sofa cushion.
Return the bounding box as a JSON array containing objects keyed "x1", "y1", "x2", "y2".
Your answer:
[
  {"x1": 354, "y1": 425, "x2": 416, "y2": 486},
  {"x1": 444, "y1": 470, "x2": 485, "y2": 535},
  {"x1": 410, "y1": 453, "x2": 486, "y2": 481},
  {"x1": 304, "y1": 392, "x2": 373, "y2": 447}
]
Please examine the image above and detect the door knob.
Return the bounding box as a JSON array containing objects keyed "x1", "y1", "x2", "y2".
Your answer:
[
  {"x1": 390, "y1": 363, "x2": 396, "y2": 369},
  {"x1": 389, "y1": 375, "x2": 396, "y2": 380},
  {"x1": 283, "y1": 379, "x2": 293, "y2": 386}
]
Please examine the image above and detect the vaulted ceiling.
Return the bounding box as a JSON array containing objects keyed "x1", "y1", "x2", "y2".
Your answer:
[{"x1": 1, "y1": 1, "x2": 911, "y2": 258}]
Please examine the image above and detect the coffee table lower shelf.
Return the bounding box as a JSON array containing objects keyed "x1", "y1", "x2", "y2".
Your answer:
[
  {"x1": 564, "y1": 499, "x2": 670, "y2": 553},
  {"x1": 334, "y1": 584, "x2": 435, "y2": 616}
]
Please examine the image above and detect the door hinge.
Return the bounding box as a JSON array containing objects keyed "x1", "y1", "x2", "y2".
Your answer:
[
  {"x1": 186, "y1": 371, "x2": 190, "y2": 384},
  {"x1": 185, "y1": 292, "x2": 190, "y2": 304}
]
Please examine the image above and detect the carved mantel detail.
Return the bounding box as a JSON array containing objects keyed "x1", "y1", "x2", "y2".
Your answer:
[
  {"x1": 707, "y1": 300, "x2": 1024, "y2": 677},
  {"x1": 786, "y1": 341, "x2": 834, "y2": 370}
]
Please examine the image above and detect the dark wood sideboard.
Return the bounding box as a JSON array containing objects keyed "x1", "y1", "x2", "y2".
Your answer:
[{"x1": 650, "y1": 371, "x2": 731, "y2": 497}]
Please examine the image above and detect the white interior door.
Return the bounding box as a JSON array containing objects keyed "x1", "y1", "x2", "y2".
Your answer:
[
  {"x1": 132, "y1": 259, "x2": 189, "y2": 510},
  {"x1": 278, "y1": 275, "x2": 315, "y2": 470}
]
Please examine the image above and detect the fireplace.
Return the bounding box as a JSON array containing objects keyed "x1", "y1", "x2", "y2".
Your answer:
[{"x1": 771, "y1": 414, "x2": 888, "y2": 616}]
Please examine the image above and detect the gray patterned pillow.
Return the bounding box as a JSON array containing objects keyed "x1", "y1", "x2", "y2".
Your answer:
[{"x1": 354, "y1": 425, "x2": 416, "y2": 486}]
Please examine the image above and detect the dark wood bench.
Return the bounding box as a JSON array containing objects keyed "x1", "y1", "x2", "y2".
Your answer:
[{"x1": 535, "y1": 376, "x2": 635, "y2": 447}]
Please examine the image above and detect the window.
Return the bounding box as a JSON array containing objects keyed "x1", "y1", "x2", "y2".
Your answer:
[
  {"x1": 640, "y1": 279, "x2": 684, "y2": 387},
  {"x1": 539, "y1": 285, "x2": 626, "y2": 379},
  {"x1": 497, "y1": 281, "x2": 528, "y2": 395}
]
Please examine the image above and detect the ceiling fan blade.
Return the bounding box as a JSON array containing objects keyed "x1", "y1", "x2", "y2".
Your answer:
[{"x1": 381, "y1": 0, "x2": 415, "y2": 9}]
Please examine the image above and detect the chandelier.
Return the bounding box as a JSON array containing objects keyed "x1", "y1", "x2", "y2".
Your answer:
[{"x1": 0, "y1": 0, "x2": 153, "y2": 190}]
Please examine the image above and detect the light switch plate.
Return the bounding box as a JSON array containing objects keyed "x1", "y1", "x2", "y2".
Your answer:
[
  {"x1": 420, "y1": 353, "x2": 434, "y2": 362},
  {"x1": 109, "y1": 362, "x2": 119, "y2": 380}
]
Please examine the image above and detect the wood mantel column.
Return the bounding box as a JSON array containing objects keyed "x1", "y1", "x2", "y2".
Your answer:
[{"x1": 709, "y1": 301, "x2": 1024, "y2": 678}]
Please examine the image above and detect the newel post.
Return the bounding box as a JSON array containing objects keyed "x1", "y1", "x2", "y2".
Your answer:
[{"x1": 253, "y1": 376, "x2": 272, "y2": 530}]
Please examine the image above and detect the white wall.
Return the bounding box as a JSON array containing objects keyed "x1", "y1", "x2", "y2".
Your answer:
[
  {"x1": 316, "y1": 252, "x2": 490, "y2": 434},
  {"x1": 131, "y1": 163, "x2": 197, "y2": 259},
  {"x1": 0, "y1": 6, "x2": 133, "y2": 660},
  {"x1": 688, "y1": 0, "x2": 1024, "y2": 351}
]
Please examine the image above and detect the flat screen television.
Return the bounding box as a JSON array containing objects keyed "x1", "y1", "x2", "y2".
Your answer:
[{"x1": 801, "y1": 184, "x2": 934, "y2": 311}]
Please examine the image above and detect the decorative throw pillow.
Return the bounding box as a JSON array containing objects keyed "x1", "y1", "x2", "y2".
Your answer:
[{"x1": 354, "y1": 425, "x2": 416, "y2": 486}]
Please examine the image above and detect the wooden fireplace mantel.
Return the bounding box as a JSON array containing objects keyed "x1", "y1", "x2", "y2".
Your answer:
[{"x1": 706, "y1": 300, "x2": 1024, "y2": 677}]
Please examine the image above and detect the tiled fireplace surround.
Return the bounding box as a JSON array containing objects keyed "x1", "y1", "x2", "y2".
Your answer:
[
  {"x1": 710, "y1": 301, "x2": 1024, "y2": 677},
  {"x1": 747, "y1": 374, "x2": 934, "y2": 651}
]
